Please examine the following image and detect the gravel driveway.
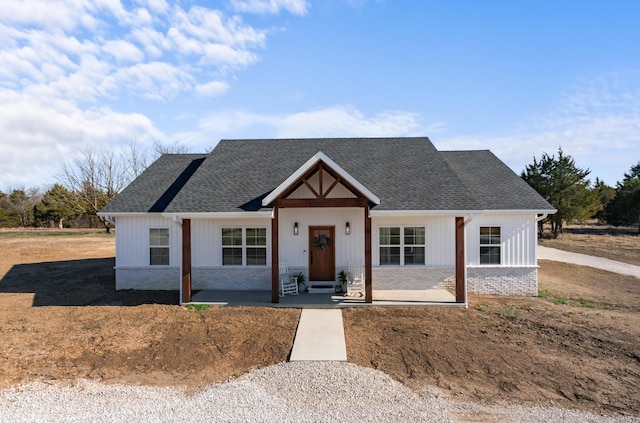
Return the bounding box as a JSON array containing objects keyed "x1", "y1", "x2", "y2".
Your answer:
[
  {"x1": 538, "y1": 246, "x2": 640, "y2": 278},
  {"x1": 1, "y1": 362, "x2": 637, "y2": 423}
]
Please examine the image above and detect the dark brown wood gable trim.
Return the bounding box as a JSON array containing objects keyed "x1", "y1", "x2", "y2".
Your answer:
[
  {"x1": 318, "y1": 162, "x2": 324, "y2": 195},
  {"x1": 181, "y1": 219, "x2": 192, "y2": 304},
  {"x1": 271, "y1": 206, "x2": 280, "y2": 303},
  {"x1": 455, "y1": 216, "x2": 465, "y2": 303},
  {"x1": 303, "y1": 179, "x2": 320, "y2": 198},
  {"x1": 323, "y1": 177, "x2": 341, "y2": 198},
  {"x1": 278, "y1": 198, "x2": 368, "y2": 208},
  {"x1": 279, "y1": 161, "x2": 369, "y2": 202}
]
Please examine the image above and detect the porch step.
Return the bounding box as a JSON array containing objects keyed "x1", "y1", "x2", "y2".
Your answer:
[
  {"x1": 307, "y1": 281, "x2": 337, "y2": 294},
  {"x1": 307, "y1": 287, "x2": 336, "y2": 294}
]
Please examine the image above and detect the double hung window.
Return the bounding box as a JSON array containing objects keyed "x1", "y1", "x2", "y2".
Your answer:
[
  {"x1": 379, "y1": 226, "x2": 425, "y2": 266},
  {"x1": 222, "y1": 228, "x2": 267, "y2": 266},
  {"x1": 149, "y1": 228, "x2": 170, "y2": 265},
  {"x1": 479, "y1": 226, "x2": 501, "y2": 264}
]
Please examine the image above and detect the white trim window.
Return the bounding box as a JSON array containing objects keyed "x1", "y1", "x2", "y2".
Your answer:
[
  {"x1": 379, "y1": 226, "x2": 425, "y2": 266},
  {"x1": 222, "y1": 227, "x2": 267, "y2": 266},
  {"x1": 149, "y1": 228, "x2": 170, "y2": 265},
  {"x1": 479, "y1": 226, "x2": 501, "y2": 265}
]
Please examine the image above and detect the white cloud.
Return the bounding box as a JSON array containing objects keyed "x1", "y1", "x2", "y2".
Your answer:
[
  {"x1": 103, "y1": 40, "x2": 145, "y2": 63},
  {"x1": 0, "y1": 0, "x2": 308, "y2": 189},
  {"x1": 231, "y1": 0, "x2": 310, "y2": 16},
  {"x1": 110, "y1": 62, "x2": 194, "y2": 100},
  {"x1": 196, "y1": 80, "x2": 231, "y2": 97},
  {"x1": 190, "y1": 105, "x2": 441, "y2": 140},
  {"x1": 0, "y1": 89, "x2": 165, "y2": 189}
]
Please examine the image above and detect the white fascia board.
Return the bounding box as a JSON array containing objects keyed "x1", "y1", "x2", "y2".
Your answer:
[
  {"x1": 161, "y1": 212, "x2": 274, "y2": 220},
  {"x1": 96, "y1": 212, "x2": 162, "y2": 217},
  {"x1": 370, "y1": 210, "x2": 484, "y2": 217},
  {"x1": 370, "y1": 208, "x2": 556, "y2": 217},
  {"x1": 261, "y1": 151, "x2": 380, "y2": 207}
]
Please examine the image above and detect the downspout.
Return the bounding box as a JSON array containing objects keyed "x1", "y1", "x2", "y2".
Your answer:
[
  {"x1": 536, "y1": 213, "x2": 548, "y2": 222},
  {"x1": 173, "y1": 216, "x2": 184, "y2": 305},
  {"x1": 104, "y1": 215, "x2": 116, "y2": 226}
]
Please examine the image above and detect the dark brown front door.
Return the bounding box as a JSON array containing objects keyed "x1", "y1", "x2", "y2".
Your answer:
[{"x1": 308, "y1": 226, "x2": 335, "y2": 281}]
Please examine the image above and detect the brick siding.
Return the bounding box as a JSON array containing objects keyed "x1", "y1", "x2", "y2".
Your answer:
[{"x1": 467, "y1": 266, "x2": 538, "y2": 296}]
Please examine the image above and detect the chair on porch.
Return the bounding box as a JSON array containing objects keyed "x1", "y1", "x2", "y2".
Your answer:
[
  {"x1": 347, "y1": 263, "x2": 365, "y2": 296},
  {"x1": 279, "y1": 263, "x2": 299, "y2": 296}
]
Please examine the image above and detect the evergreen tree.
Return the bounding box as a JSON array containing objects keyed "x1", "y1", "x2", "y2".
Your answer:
[
  {"x1": 522, "y1": 147, "x2": 599, "y2": 238},
  {"x1": 34, "y1": 184, "x2": 78, "y2": 229},
  {"x1": 592, "y1": 178, "x2": 616, "y2": 222},
  {"x1": 605, "y1": 162, "x2": 640, "y2": 234}
]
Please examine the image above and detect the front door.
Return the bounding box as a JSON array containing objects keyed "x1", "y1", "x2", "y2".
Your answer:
[{"x1": 308, "y1": 226, "x2": 335, "y2": 281}]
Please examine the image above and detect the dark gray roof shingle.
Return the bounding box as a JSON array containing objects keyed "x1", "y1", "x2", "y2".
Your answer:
[
  {"x1": 441, "y1": 150, "x2": 554, "y2": 210},
  {"x1": 99, "y1": 154, "x2": 207, "y2": 213},
  {"x1": 100, "y1": 137, "x2": 554, "y2": 214}
]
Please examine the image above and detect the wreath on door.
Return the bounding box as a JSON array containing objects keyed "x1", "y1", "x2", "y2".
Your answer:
[{"x1": 314, "y1": 234, "x2": 331, "y2": 250}]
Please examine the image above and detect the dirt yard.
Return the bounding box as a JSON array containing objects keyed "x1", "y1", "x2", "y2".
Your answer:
[{"x1": 0, "y1": 229, "x2": 638, "y2": 416}]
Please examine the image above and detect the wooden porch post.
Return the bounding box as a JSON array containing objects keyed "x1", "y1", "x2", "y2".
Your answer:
[
  {"x1": 181, "y1": 218, "x2": 192, "y2": 304},
  {"x1": 271, "y1": 205, "x2": 279, "y2": 303},
  {"x1": 364, "y1": 206, "x2": 373, "y2": 303},
  {"x1": 455, "y1": 216, "x2": 465, "y2": 303}
]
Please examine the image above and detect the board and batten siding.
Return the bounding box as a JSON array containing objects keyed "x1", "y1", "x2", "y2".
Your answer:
[
  {"x1": 371, "y1": 215, "x2": 456, "y2": 267},
  {"x1": 115, "y1": 216, "x2": 182, "y2": 267},
  {"x1": 466, "y1": 213, "x2": 538, "y2": 267},
  {"x1": 190, "y1": 217, "x2": 272, "y2": 267},
  {"x1": 278, "y1": 207, "x2": 364, "y2": 268}
]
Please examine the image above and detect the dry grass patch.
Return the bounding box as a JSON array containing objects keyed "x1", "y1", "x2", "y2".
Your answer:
[{"x1": 539, "y1": 222, "x2": 640, "y2": 266}]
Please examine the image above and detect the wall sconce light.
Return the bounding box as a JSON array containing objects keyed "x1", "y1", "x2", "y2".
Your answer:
[
  {"x1": 293, "y1": 222, "x2": 299, "y2": 235},
  {"x1": 345, "y1": 221, "x2": 350, "y2": 235}
]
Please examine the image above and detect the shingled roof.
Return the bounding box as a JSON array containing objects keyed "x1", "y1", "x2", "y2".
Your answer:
[{"x1": 100, "y1": 137, "x2": 554, "y2": 214}]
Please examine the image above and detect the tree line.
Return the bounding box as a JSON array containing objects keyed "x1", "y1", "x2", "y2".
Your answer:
[
  {"x1": 1, "y1": 144, "x2": 638, "y2": 237},
  {"x1": 521, "y1": 148, "x2": 639, "y2": 237},
  {"x1": 0, "y1": 142, "x2": 190, "y2": 232}
]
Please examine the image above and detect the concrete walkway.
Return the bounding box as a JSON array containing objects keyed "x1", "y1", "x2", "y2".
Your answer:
[
  {"x1": 289, "y1": 309, "x2": 347, "y2": 361},
  {"x1": 538, "y1": 245, "x2": 640, "y2": 278}
]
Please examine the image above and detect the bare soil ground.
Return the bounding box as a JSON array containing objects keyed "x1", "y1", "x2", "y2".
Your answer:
[{"x1": 1, "y1": 228, "x2": 638, "y2": 416}]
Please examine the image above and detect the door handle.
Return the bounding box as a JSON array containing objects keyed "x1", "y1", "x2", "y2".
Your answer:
[{"x1": 310, "y1": 251, "x2": 313, "y2": 264}]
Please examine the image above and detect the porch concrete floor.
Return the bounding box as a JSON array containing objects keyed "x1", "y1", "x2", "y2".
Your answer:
[{"x1": 189, "y1": 289, "x2": 458, "y2": 308}]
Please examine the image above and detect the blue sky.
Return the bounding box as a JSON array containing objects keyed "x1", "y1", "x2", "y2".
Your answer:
[{"x1": 1, "y1": 0, "x2": 639, "y2": 191}]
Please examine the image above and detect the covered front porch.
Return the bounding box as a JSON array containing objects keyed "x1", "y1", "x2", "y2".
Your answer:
[{"x1": 189, "y1": 289, "x2": 459, "y2": 308}]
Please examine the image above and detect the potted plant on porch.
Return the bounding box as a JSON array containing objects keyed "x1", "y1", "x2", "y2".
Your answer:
[
  {"x1": 292, "y1": 272, "x2": 308, "y2": 293},
  {"x1": 337, "y1": 270, "x2": 348, "y2": 294}
]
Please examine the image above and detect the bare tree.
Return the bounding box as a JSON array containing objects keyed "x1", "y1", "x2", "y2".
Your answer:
[
  {"x1": 152, "y1": 140, "x2": 191, "y2": 157},
  {"x1": 125, "y1": 141, "x2": 149, "y2": 181},
  {"x1": 59, "y1": 149, "x2": 129, "y2": 233}
]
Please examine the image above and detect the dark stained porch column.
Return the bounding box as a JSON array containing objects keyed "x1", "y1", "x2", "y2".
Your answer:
[
  {"x1": 455, "y1": 216, "x2": 466, "y2": 303},
  {"x1": 271, "y1": 205, "x2": 279, "y2": 303},
  {"x1": 364, "y1": 206, "x2": 372, "y2": 303},
  {"x1": 181, "y1": 218, "x2": 192, "y2": 304}
]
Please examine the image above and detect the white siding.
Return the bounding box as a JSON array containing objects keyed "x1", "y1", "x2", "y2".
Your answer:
[
  {"x1": 191, "y1": 217, "x2": 272, "y2": 267},
  {"x1": 466, "y1": 213, "x2": 538, "y2": 266},
  {"x1": 115, "y1": 216, "x2": 181, "y2": 267},
  {"x1": 278, "y1": 208, "x2": 364, "y2": 268},
  {"x1": 371, "y1": 215, "x2": 455, "y2": 267}
]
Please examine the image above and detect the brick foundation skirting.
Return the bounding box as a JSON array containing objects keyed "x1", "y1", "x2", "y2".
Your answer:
[
  {"x1": 192, "y1": 267, "x2": 271, "y2": 290},
  {"x1": 116, "y1": 266, "x2": 538, "y2": 296},
  {"x1": 115, "y1": 267, "x2": 180, "y2": 290},
  {"x1": 372, "y1": 267, "x2": 456, "y2": 291},
  {"x1": 467, "y1": 267, "x2": 538, "y2": 296}
]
